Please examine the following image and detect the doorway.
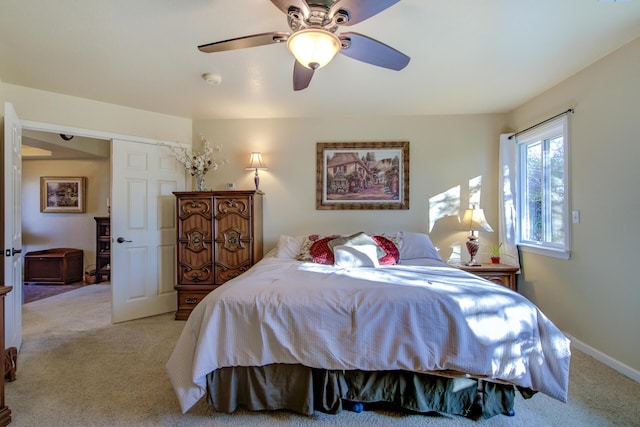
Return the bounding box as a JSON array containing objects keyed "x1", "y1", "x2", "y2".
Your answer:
[
  {"x1": 17, "y1": 118, "x2": 185, "y2": 323},
  {"x1": 21, "y1": 129, "x2": 111, "y2": 304}
]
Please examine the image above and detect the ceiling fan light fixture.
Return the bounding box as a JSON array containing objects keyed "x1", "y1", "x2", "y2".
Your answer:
[{"x1": 287, "y1": 29, "x2": 341, "y2": 70}]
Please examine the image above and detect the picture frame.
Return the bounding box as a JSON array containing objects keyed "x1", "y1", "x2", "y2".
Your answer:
[
  {"x1": 316, "y1": 141, "x2": 409, "y2": 210},
  {"x1": 40, "y1": 176, "x2": 87, "y2": 213}
]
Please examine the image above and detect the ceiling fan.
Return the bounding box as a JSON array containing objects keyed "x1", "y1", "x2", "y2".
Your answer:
[{"x1": 197, "y1": 0, "x2": 410, "y2": 91}]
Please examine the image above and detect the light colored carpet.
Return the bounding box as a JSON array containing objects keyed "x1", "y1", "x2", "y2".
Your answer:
[{"x1": 6, "y1": 285, "x2": 640, "y2": 426}]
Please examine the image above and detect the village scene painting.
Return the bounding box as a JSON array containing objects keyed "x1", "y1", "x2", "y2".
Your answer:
[
  {"x1": 317, "y1": 142, "x2": 409, "y2": 210},
  {"x1": 40, "y1": 176, "x2": 86, "y2": 213}
]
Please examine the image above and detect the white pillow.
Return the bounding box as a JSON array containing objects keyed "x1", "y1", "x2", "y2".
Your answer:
[
  {"x1": 378, "y1": 232, "x2": 441, "y2": 261},
  {"x1": 333, "y1": 245, "x2": 380, "y2": 268},
  {"x1": 274, "y1": 235, "x2": 306, "y2": 259},
  {"x1": 399, "y1": 232, "x2": 441, "y2": 260}
]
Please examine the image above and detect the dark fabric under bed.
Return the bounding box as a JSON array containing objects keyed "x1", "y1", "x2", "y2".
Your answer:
[{"x1": 206, "y1": 364, "x2": 517, "y2": 420}]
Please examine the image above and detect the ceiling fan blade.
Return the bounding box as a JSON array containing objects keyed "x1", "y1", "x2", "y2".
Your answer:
[
  {"x1": 339, "y1": 32, "x2": 410, "y2": 71},
  {"x1": 198, "y1": 32, "x2": 290, "y2": 53},
  {"x1": 271, "y1": 0, "x2": 310, "y2": 18},
  {"x1": 330, "y1": 0, "x2": 401, "y2": 26},
  {"x1": 293, "y1": 60, "x2": 314, "y2": 91}
]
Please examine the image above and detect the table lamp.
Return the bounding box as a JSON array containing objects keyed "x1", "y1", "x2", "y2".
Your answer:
[
  {"x1": 460, "y1": 206, "x2": 494, "y2": 266},
  {"x1": 246, "y1": 152, "x2": 267, "y2": 194}
]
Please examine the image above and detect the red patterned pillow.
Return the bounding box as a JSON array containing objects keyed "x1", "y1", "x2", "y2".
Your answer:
[
  {"x1": 309, "y1": 237, "x2": 337, "y2": 265},
  {"x1": 310, "y1": 235, "x2": 399, "y2": 266},
  {"x1": 296, "y1": 234, "x2": 341, "y2": 262},
  {"x1": 372, "y1": 235, "x2": 400, "y2": 265},
  {"x1": 296, "y1": 234, "x2": 326, "y2": 262}
]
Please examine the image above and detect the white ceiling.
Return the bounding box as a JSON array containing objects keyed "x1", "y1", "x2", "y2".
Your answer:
[{"x1": 1, "y1": 0, "x2": 639, "y2": 120}]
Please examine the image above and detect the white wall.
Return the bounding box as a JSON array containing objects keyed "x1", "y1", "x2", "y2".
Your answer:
[
  {"x1": 193, "y1": 113, "x2": 508, "y2": 261},
  {"x1": 22, "y1": 157, "x2": 110, "y2": 272},
  {"x1": 509, "y1": 36, "x2": 640, "y2": 376}
]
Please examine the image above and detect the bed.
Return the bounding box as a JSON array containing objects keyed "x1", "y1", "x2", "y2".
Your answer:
[{"x1": 166, "y1": 232, "x2": 571, "y2": 420}]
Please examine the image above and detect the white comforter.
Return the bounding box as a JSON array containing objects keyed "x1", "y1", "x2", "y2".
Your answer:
[{"x1": 167, "y1": 256, "x2": 571, "y2": 413}]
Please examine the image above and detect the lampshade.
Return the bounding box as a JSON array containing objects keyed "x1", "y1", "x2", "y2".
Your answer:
[
  {"x1": 287, "y1": 29, "x2": 341, "y2": 70},
  {"x1": 460, "y1": 208, "x2": 494, "y2": 233},
  {"x1": 245, "y1": 152, "x2": 267, "y2": 171}
]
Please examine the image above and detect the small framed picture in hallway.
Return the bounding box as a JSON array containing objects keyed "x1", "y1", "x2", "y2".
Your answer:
[
  {"x1": 40, "y1": 176, "x2": 87, "y2": 213},
  {"x1": 316, "y1": 141, "x2": 409, "y2": 210}
]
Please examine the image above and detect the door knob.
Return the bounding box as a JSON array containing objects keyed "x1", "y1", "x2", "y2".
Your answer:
[{"x1": 116, "y1": 237, "x2": 132, "y2": 243}]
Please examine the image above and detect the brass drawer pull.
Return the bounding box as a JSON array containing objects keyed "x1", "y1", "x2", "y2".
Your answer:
[{"x1": 184, "y1": 297, "x2": 198, "y2": 304}]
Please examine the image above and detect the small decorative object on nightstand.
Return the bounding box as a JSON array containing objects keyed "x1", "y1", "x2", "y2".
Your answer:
[
  {"x1": 458, "y1": 264, "x2": 519, "y2": 291},
  {"x1": 489, "y1": 242, "x2": 503, "y2": 264}
]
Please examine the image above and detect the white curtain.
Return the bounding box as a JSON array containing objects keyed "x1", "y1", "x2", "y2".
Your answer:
[{"x1": 498, "y1": 134, "x2": 521, "y2": 269}]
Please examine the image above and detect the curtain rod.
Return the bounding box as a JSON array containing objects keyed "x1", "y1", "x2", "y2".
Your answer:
[{"x1": 508, "y1": 108, "x2": 574, "y2": 140}]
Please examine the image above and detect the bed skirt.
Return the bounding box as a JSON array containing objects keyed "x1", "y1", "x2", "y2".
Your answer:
[{"x1": 205, "y1": 364, "x2": 518, "y2": 420}]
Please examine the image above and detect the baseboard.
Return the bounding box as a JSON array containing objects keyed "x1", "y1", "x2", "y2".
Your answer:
[{"x1": 564, "y1": 332, "x2": 640, "y2": 384}]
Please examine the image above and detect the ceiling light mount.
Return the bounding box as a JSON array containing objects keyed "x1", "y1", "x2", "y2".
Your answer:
[{"x1": 286, "y1": 5, "x2": 346, "y2": 33}]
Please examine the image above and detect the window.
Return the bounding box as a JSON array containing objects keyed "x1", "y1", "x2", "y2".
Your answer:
[{"x1": 516, "y1": 115, "x2": 570, "y2": 259}]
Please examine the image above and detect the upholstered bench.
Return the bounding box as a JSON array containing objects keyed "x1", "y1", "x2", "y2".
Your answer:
[{"x1": 24, "y1": 248, "x2": 83, "y2": 285}]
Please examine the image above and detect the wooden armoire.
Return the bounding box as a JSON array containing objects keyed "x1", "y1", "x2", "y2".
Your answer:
[{"x1": 173, "y1": 191, "x2": 263, "y2": 320}]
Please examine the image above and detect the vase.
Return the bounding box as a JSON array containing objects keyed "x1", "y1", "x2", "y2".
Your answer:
[{"x1": 195, "y1": 174, "x2": 206, "y2": 191}]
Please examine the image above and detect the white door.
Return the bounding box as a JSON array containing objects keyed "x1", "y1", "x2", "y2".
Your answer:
[
  {"x1": 110, "y1": 138, "x2": 186, "y2": 323},
  {"x1": 3, "y1": 102, "x2": 23, "y2": 350}
]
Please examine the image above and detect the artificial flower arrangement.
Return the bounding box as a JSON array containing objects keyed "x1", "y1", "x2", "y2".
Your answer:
[{"x1": 170, "y1": 134, "x2": 227, "y2": 190}]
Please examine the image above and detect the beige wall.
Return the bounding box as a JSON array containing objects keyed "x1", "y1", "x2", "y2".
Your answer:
[
  {"x1": 22, "y1": 157, "x2": 111, "y2": 271},
  {"x1": 194, "y1": 114, "x2": 508, "y2": 262},
  {"x1": 0, "y1": 79, "x2": 5, "y2": 114},
  {"x1": 509, "y1": 36, "x2": 640, "y2": 375},
  {"x1": 2, "y1": 83, "x2": 192, "y2": 144}
]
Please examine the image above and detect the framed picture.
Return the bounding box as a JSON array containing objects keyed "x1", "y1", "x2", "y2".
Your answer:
[
  {"x1": 40, "y1": 176, "x2": 87, "y2": 213},
  {"x1": 316, "y1": 141, "x2": 409, "y2": 210}
]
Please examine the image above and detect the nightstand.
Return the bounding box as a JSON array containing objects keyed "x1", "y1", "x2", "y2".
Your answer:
[{"x1": 457, "y1": 264, "x2": 519, "y2": 291}]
